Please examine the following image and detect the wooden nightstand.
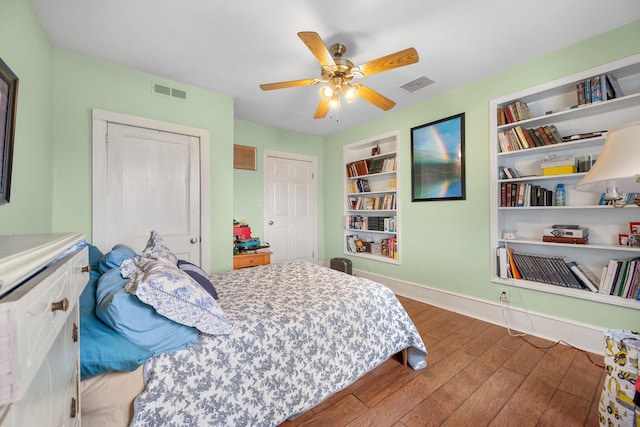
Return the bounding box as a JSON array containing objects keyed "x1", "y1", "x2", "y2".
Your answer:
[{"x1": 233, "y1": 252, "x2": 272, "y2": 269}]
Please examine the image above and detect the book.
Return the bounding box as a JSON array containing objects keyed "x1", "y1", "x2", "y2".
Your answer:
[
  {"x1": 514, "y1": 126, "x2": 530, "y2": 149},
  {"x1": 497, "y1": 247, "x2": 509, "y2": 278},
  {"x1": 507, "y1": 248, "x2": 522, "y2": 279},
  {"x1": 535, "y1": 127, "x2": 554, "y2": 145},
  {"x1": 368, "y1": 158, "x2": 384, "y2": 174},
  {"x1": 561, "y1": 131, "x2": 606, "y2": 142},
  {"x1": 527, "y1": 128, "x2": 544, "y2": 147},
  {"x1": 542, "y1": 165, "x2": 577, "y2": 176},
  {"x1": 546, "y1": 125, "x2": 564, "y2": 144},
  {"x1": 577, "y1": 81, "x2": 586, "y2": 105},
  {"x1": 602, "y1": 74, "x2": 616, "y2": 100},
  {"x1": 606, "y1": 73, "x2": 623, "y2": 98},
  {"x1": 566, "y1": 260, "x2": 599, "y2": 292},
  {"x1": 543, "y1": 227, "x2": 588, "y2": 238},
  {"x1": 620, "y1": 259, "x2": 638, "y2": 298},
  {"x1": 600, "y1": 259, "x2": 621, "y2": 295},
  {"x1": 542, "y1": 236, "x2": 588, "y2": 244},
  {"x1": 510, "y1": 251, "x2": 584, "y2": 288}
]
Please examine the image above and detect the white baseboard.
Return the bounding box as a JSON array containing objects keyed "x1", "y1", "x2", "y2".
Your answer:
[{"x1": 350, "y1": 267, "x2": 605, "y2": 356}]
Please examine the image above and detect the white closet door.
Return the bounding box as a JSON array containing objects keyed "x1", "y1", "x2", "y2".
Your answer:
[{"x1": 96, "y1": 122, "x2": 201, "y2": 263}]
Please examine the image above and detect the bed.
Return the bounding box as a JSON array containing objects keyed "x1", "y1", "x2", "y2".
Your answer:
[{"x1": 80, "y1": 232, "x2": 427, "y2": 426}]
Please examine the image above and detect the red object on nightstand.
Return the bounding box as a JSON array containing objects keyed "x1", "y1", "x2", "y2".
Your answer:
[{"x1": 233, "y1": 226, "x2": 252, "y2": 239}]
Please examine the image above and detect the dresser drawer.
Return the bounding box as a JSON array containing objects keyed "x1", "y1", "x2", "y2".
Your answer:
[
  {"x1": 0, "y1": 305, "x2": 80, "y2": 427},
  {"x1": 0, "y1": 247, "x2": 88, "y2": 405},
  {"x1": 233, "y1": 252, "x2": 271, "y2": 269}
]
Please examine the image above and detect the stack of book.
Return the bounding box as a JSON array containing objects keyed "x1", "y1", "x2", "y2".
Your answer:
[
  {"x1": 499, "y1": 182, "x2": 553, "y2": 207},
  {"x1": 346, "y1": 160, "x2": 369, "y2": 177},
  {"x1": 348, "y1": 194, "x2": 396, "y2": 210},
  {"x1": 497, "y1": 100, "x2": 532, "y2": 125},
  {"x1": 496, "y1": 248, "x2": 597, "y2": 291},
  {"x1": 498, "y1": 124, "x2": 563, "y2": 153},
  {"x1": 599, "y1": 257, "x2": 640, "y2": 299},
  {"x1": 346, "y1": 215, "x2": 396, "y2": 232},
  {"x1": 348, "y1": 178, "x2": 370, "y2": 193},
  {"x1": 542, "y1": 225, "x2": 588, "y2": 244},
  {"x1": 367, "y1": 158, "x2": 384, "y2": 174},
  {"x1": 576, "y1": 73, "x2": 623, "y2": 106}
]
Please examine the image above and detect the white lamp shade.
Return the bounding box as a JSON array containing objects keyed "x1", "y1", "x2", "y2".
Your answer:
[{"x1": 575, "y1": 121, "x2": 640, "y2": 194}]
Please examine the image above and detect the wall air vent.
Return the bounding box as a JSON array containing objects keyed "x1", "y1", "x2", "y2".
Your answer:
[
  {"x1": 171, "y1": 88, "x2": 187, "y2": 100},
  {"x1": 399, "y1": 76, "x2": 435, "y2": 93},
  {"x1": 152, "y1": 83, "x2": 187, "y2": 101}
]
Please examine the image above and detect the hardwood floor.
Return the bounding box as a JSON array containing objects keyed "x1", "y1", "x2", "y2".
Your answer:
[{"x1": 280, "y1": 296, "x2": 605, "y2": 427}]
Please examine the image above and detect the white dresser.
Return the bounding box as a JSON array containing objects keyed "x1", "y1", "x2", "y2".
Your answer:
[{"x1": 0, "y1": 233, "x2": 89, "y2": 427}]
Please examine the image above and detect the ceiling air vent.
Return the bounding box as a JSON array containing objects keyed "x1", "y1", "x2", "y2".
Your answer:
[
  {"x1": 152, "y1": 83, "x2": 187, "y2": 101},
  {"x1": 399, "y1": 76, "x2": 435, "y2": 93}
]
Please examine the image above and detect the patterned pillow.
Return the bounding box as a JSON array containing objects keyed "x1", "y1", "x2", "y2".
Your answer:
[
  {"x1": 177, "y1": 260, "x2": 218, "y2": 300},
  {"x1": 139, "y1": 230, "x2": 178, "y2": 265},
  {"x1": 120, "y1": 257, "x2": 234, "y2": 335}
]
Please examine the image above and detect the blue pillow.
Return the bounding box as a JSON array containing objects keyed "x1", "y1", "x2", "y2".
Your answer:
[
  {"x1": 177, "y1": 259, "x2": 218, "y2": 300},
  {"x1": 88, "y1": 245, "x2": 104, "y2": 279},
  {"x1": 79, "y1": 274, "x2": 152, "y2": 379},
  {"x1": 98, "y1": 244, "x2": 137, "y2": 275},
  {"x1": 95, "y1": 268, "x2": 199, "y2": 356}
]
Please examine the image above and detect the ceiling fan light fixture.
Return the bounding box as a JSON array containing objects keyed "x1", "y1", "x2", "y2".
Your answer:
[
  {"x1": 342, "y1": 83, "x2": 358, "y2": 102},
  {"x1": 260, "y1": 32, "x2": 419, "y2": 119},
  {"x1": 320, "y1": 85, "x2": 334, "y2": 100},
  {"x1": 329, "y1": 91, "x2": 341, "y2": 109}
]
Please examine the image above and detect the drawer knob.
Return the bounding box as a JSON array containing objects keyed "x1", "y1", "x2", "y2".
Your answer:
[
  {"x1": 81, "y1": 265, "x2": 91, "y2": 273},
  {"x1": 51, "y1": 298, "x2": 69, "y2": 312},
  {"x1": 70, "y1": 397, "x2": 77, "y2": 418}
]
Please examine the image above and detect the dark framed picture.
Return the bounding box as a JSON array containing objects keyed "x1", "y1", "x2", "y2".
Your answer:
[
  {"x1": 411, "y1": 113, "x2": 465, "y2": 201},
  {"x1": 0, "y1": 58, "x2": 18, "y2": 204}
]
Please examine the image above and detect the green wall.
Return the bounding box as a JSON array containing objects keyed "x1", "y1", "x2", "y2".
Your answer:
[
  {"x1": 50, "y1": 51, "x2": 235, "y2": 271},
  {"x1": 0, "y1": 0, "x2": 55, "y2": 233},
  {"x1": 233, "y1": 120, "x2": 324, "y2": 253},
  {"x1": 322, "y1": 20, "x2": 640, "y2": 331}
]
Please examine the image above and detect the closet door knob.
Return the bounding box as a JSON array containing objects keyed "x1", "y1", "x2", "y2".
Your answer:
[{"x1": 190, "y1": 238, "x2": 198, "y2": 244}]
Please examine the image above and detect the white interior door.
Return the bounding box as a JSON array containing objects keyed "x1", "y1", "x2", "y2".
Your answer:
[
  {"x1": 92, "y1": 110, "x2": 210, "y2": 269},
  {"x1": 264, "y1": 152, "x2": 317, "y2": 263}
]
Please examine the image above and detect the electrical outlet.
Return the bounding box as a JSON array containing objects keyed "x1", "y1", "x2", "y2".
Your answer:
[{"x1": 500, "y1": 290, "x2": 509, "y2": 303}]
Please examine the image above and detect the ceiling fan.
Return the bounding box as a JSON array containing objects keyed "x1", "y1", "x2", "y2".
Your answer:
[{"x1": 260, "y1": 32, "x2": 419, "y2": 119}]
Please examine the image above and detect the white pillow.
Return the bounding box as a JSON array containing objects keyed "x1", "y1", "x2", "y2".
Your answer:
[
  {"x1": 120, "y1": 256, "x2": 234, "y2": 336},
  {"x1": 139, "y1": 230, "x2": 179, "y2": 265}
]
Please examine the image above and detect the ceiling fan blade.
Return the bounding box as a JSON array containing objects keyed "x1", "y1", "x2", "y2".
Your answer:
[
  {"x1": 313, "y1": 99, "x2": 330, "y2": 119},
  {"x1": 355, "y1": 47, "x2": 419, "y2": 77},
  {"x1": 298, "y1": 32, "x2": 336, "y2": 68},
  {"x1": 357, "y1": 85, "x2": 396, "y2": 111},
  {"x1": 260, "y1": 78, "x2": 321, "y2": 91}
]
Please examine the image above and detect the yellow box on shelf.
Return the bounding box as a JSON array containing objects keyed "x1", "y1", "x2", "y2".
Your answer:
[{"x1": 542, "y1": 165, "x2": 577, "y2": 176}]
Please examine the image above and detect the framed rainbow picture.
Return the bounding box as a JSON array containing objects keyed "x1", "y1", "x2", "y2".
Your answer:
[{"x1": 411, "y1": 113, "x2": 465, "y2": 201}]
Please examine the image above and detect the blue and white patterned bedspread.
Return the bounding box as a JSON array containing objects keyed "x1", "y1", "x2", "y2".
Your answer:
[{"x1": 130, "y1": 261, "x2": 427, "y2": 426}]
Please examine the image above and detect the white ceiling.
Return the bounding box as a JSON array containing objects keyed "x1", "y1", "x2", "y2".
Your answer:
[{"x1": 31, "y1": 0, "x2": 640, "y2": 137}]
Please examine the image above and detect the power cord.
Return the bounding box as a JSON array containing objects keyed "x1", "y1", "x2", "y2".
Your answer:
[{"x1": 499, "y1": 298, "x2": 604, "y2": 368}]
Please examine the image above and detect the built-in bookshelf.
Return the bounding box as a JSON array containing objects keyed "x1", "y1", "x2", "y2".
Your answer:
[
  {"x1": 489, "y1": 54, "x2": 640, "y2": 309},
  {"x1": 343, "y1": 131, "x2": 399, "y2": 264}
]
